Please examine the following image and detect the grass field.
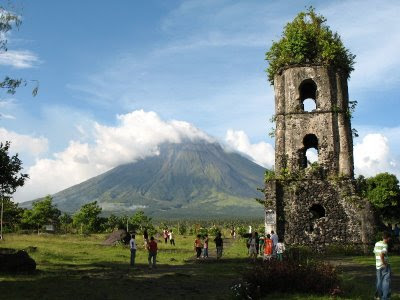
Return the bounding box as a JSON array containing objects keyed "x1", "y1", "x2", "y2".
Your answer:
[{"x1": 0, "y1": 233, "x2": 399, "y2": 299}]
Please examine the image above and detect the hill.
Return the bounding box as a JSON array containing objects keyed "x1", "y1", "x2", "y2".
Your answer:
[{"x1": 24, "y1": 141, "x2": 266, "y2": 218}]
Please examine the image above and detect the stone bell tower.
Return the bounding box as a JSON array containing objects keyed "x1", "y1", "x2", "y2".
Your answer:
[{"x1": 265, "y1": 65, "x2": 374, "y2": 249}]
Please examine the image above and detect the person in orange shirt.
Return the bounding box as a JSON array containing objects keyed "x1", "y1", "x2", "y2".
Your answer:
[
  {"x1": 263, "y1": 234, "x2": 273, "y2": 261},
  {"x1": 194, "y1": 234, "x2": 203, "y2": 259}
]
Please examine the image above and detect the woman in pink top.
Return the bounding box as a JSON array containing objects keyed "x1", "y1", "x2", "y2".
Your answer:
[{"x1": 203, "y1": 234, "x2": 209, "y2": 258}]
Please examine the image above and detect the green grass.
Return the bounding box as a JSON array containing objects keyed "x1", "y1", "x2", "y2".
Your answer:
[{"x1": 0, "y1": 234, "x2": 399, "y2": 299}]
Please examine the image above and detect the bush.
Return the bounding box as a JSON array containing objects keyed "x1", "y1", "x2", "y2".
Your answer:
[
  {"x1": 197, "y1": 227, "x2": 208, "y2": 237},
  {"x1": 325, "y1": 243, "x2": 365, "y2": 256},
  {"x1": 236, "y1": 226, "x2": 248, "y2": 237},
  {"x1": 208, "y1": 226, "x2": 221, "y2": 237},
  {"x1": 285, "y1": 245, "x2": 315, "y2": 261},
  {"x1": 178, "y1": 223, "x2": 187, "y2": 235},
  {"x1": 232, "y1": 260, "x2": 341, "y2": 298},
  {"x1": 265, "y1": 7, "x2": 355, "y2": 84}
]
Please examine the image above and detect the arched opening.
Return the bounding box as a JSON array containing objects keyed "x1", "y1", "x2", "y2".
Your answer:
[
  {"x1": 299, "y1": 79, "x2": 317, "y2": 112},
  {"x1": 308, "y1": 204, "x2": 326, "y2": 232},
  {"x1": 301, "y1": 134, "x2": 318, "y2": 168}
]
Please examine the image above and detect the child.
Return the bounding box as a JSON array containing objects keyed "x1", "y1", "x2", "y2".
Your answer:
[
  {"x1": 203, "y1": 234, "x2": 209, "y2": 258},
  {"x1": 194, "y1": 234, "x2": 203, "y2": 259},
  {"x1": 263, "y1": 234, "x2": 273, "y2": 261},
  {"x1": 276, "y1": 238, "x2": 285, "y2": 261}
]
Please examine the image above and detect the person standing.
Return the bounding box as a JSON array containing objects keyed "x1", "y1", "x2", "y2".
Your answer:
[
  {"x1": 214, "y1": 232, "x2": 223, "y2": 260},
  {"x1": 203, "y1": 234, "x2": 209, "y2": 258},
  {"x1": 147, "y1": 236, "x2": 158, "y2": 269},
  {"x1": 263, "y1": 234, "x2": 273, "y2": 261},
  {"x1": 129, "y1": 234, "x2": 137, "y2": 268},
  {"x1": 230, "y1": 227, "x2": 236, "y2": 239},
  {"x1": 194, "y1": 234, "x2": 203, "y2": 259},
  {"x1": 169, "y1": 230, "x2": 175, "y2": 246},
  {"x1": 275, "y1": 238, "x2": 286, "y2": 261},
  {"x1": 258, "y1": 235, "x2": 265, "y2": 256},
  {"x1": 143, "y1": 229, "x2": 149, "y2": 249},
  {"x1": 270, "y1": 230, "x2": 279, "y2": 257},
  {"x1": 374, "y1": 232, "x2": 391, "y2": 300},
  {"x1": 255, "y1": 232, "x2": 260, "y2": 256},
  {"x1": 163, "y1": 229, "x2": 168, "y2": 244},
  {"x1": 248, "y1": 232, "x2": 258, "y2": 262}
]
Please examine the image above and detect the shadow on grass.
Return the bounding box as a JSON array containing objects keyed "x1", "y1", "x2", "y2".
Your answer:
[
  {"x1": 1, "y1": 256, "x2": 398, "y2": 300},
  {"x1": 0, "y1": 257, "x2": 253, "y2": 300}
]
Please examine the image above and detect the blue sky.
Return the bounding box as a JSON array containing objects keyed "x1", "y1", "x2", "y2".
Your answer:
[{"x1": 0, "y1": 0, "x2": 399, "y2": 202}]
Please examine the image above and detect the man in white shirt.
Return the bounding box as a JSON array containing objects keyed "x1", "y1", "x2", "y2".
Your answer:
[
  {"x1": 270, "y1": 231, "x2": 278, "y2": 257},
  {"x1": 374, "y1": 232, "x2": 391, "y2": 300},
  {"x1": 130, "y1": 234, "x2": 137, "y2": 268}
]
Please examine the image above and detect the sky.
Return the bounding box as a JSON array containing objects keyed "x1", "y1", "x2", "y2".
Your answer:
[{"x1": 0, "y1": 0, "x2": 399, "y2": 202}]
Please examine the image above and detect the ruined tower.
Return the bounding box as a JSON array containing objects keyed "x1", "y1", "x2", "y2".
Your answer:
[{"x1": 264, "y1": 65, "x2": 374, "y2": 248}]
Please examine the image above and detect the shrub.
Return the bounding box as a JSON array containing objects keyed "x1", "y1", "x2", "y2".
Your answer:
[
  {"x1": 236, "y1": 226, "x2": 248, "y2": 237},
  {"x1": 265, "y1": 7, "x2": 355, "y2": 84},
  {"x1": 285, "y1": 245, "x2": 315, "y2": 261},
  {"x1": 233, "y1": 260, "x2": 341, "y2": 298},
  {"x1": 325, "y1": 243, "x2": 364, "y2": 256},
  {"x1": 197, "y1": 227, "x2": 208, "y2": 237},
  {"x1": 208, "y1": 226, "x2": 221, "y2": 237},
  {"x1": 178, "y1": 223, "x2": 187, "y2": 235}
]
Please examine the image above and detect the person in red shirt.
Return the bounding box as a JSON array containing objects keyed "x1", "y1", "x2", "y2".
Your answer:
[{"x1": 147, "y1": 236, "x2": 158, "y2": 268}]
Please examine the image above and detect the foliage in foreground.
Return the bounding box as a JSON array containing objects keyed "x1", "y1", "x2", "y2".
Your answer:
[
  {"x1": 233, "y1": 260, "x2": 341, "y2": 299},
  {"x1": 265, "y1": 7, "x2": 355, "y2": 84}
]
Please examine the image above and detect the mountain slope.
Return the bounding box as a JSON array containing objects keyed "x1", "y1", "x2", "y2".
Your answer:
[{"x1": 33, "y1": 141, "x2": 266, "y2": 218}]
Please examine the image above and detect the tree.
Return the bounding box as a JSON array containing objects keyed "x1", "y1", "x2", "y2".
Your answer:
[
  {"x1": 105, "y1": 214, "x2": 121, "y2": 232},
  {"x1": 73, "y1": 201, "x2": 102, "y2": 233},
  {"x1": 129, "y1": 211, "x2": 153, "y2": 233},
  {"x1": 0, "y1": 5, "x2": 38, "y2": 97},
  {"x1": 59, "y1": 213, "x2": 73, "y2": 234},
  {"x1": 357, "y1": 173, "x2": 400, "y2": 222},
  {"x1": 0, "y1": 141, "x2": 28, "y2": 239},
  {"x1": 265, "y1": 7, "x2": 355, "y2": 84},
  {"x1": 21, "y1": 195, "x2": 61, "y2": 234},
  {"x1": 0, "y1": 197, "x2": 23, "y2": 232}
]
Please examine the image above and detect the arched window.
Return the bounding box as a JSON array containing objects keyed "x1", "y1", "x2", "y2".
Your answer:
[
  {"x1": 299, "y1": 79, "x2": 317, "y2": 112},
  {"x1": 301, "y1": 134, "x2": 318, "y2": 168}
]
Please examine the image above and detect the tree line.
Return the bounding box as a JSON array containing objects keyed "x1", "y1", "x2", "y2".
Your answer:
[{"x1": 1, "y1": 195, "x2": 155, "y2": 235}]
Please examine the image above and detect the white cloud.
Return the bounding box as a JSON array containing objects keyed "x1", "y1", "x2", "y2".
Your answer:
[
  {"x1": 14, "y1": 110, "x2": 213, "y2": 202},
  {"x1": 0, "y1": 50, "x2": 40, "y2": 68},
  {"x1": 0, "y1": 127, "x2": 48, "y2": 157},
  {"x1": 225, "y1": 129, "x2": 274, "y2": 168},
  {"x1": 0, "y1": 113, "x2": 15, "y2": 119},
  {"x1": 354, "y1": 133, "x2": 399, "y2": 177}
]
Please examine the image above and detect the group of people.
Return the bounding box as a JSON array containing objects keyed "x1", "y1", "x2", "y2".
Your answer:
[
  {"x1": 194, "y1": 232, "x2": 223, "y2": 260},
  {"x1": 162, "y1": 229, "x2": 175, "y2": 246},
  {"x1": 129, "y1": 231, "x2": 158, "y2": 269},
  {"x1": 247, "y1": 230, "x2": 285, "y2": 262}
]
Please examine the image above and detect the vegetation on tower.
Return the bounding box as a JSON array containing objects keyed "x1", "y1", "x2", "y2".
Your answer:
[{"x1": 265, "y1": 7, "x2": 356, "y2": 84}]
